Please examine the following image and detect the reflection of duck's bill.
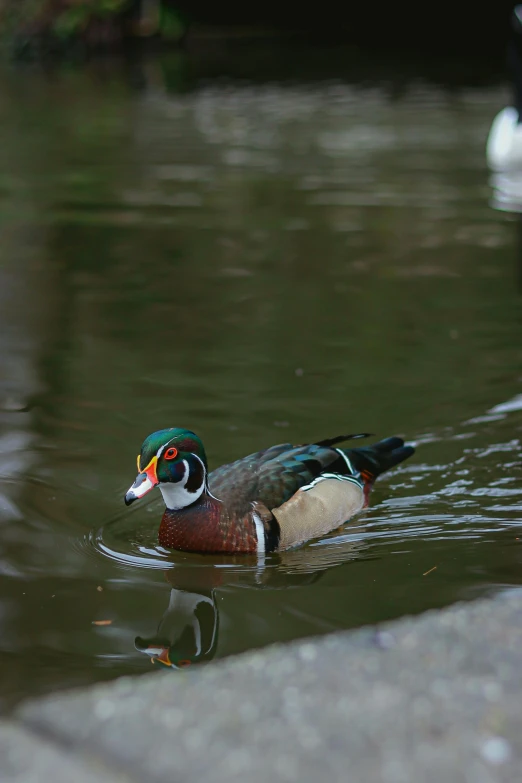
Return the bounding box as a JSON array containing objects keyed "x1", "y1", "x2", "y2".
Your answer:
[
  {"x1": 154, "y1": 649, "x2": 172, "y2": 667},
  {"x1": 135, "y1": 636, "x2": 172, "y2": 667}
]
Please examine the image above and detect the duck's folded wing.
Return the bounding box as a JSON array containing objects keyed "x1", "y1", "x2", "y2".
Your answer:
[{"x1": 209, "y1": 442, "x2": 356, "y2": 509}]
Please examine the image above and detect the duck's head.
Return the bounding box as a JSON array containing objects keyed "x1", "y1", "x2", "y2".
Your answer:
[{"x1": 124, "y1": 428, "x2": 208, "y2": 510}]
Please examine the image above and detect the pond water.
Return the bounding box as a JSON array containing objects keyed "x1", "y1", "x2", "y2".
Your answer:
[{"x1": 0, "y1": 44, "x2": 521, "y2": 710}]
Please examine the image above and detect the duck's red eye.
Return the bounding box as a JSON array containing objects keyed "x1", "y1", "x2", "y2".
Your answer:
[{"x1": 164, "y1": 447, "x2": 178, "y2": 460}]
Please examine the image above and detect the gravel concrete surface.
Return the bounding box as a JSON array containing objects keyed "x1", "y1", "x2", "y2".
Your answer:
[{"x1": 4, "y1": 589, "x2": 522, "y2": 783}]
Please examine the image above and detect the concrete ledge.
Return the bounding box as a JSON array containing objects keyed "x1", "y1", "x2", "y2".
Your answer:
[
  {"x1": 0, "y1": 720, "x2": 131, "y2": 783},
  {"x1": 10, "y1": 589, "x2": 522, "y2": 783}
]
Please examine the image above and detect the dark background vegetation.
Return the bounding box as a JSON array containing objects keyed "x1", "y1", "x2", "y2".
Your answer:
[{"x1": 0, "y1": 1, "x2": 519, "y2": 61}]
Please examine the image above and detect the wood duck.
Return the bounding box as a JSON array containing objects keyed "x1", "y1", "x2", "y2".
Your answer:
[{"x1": 124, "y1": 428, "x2": 415, "y2": 555}]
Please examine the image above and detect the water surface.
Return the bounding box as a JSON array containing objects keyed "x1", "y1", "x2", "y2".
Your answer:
[{"x1": 0, "y1": 49, "x2": 521, "y2": 710}]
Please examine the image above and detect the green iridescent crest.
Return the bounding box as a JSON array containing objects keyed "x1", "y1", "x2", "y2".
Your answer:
[{"x1": 138, "y1": 428, "x2": 207, "y2": 471}]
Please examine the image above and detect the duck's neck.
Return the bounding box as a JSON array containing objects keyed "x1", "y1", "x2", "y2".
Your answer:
[
  {"x1": 159, "y1": 455, "x2": 207, "y2": 511},
  {"x1": 158, "y1": 475, "x2": 206, "y2": 510}
]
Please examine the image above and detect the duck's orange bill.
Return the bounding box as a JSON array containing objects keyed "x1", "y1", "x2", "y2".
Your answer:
[{"x1": 124, "y1": 456, "x2": 158, "y2": 505}]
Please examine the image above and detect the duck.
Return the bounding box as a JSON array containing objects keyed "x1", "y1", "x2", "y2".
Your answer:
[
  {"x1": 487, "y1": 6, "x2": 522, "y2": 170},
  {"x1": 124, "y1": 428, "x2": 414, "y2": 555}
]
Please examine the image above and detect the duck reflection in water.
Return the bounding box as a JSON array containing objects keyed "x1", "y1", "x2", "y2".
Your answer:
[
  {"x1": 135, "y1": 587, "x2": 219, "y2": 669},
  {"x1": 134, "y1": 533, "x2": 369, "y2": 670}
]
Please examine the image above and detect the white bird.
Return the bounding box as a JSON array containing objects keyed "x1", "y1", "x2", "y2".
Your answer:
[{"x1": 487, "y1": 6, "x2": 522, "y2": 171}]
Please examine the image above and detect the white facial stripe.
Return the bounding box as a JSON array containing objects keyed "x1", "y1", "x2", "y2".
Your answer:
[
  {"x1": 156, "y1": 437, "x2": 177, "y2": 460},
  {"x1": 128, "y1": 475, "x2": 156, "y2": 498},
  {"x1": 191, "y1": 453, "x2": 207, "y2": 476},
  {"x1": 159, "y1": 458, "x2": 206, "y2": 511},
  {"x1": 192, "y1": 453, "x2": 223, "y2": 501}
]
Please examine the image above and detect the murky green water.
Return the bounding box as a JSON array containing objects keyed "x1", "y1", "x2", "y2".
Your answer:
[{"x1": 0, "y1": 48, "x2": 521, "y2": 710}]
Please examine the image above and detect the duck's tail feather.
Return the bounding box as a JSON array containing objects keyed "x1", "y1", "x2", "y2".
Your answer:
[
  {"x1": 344, "y1": 436, "x2": 415, "y2": 482},
  {"x1": 315, "y1": 432, "x2": 373, "y2": 448}
]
